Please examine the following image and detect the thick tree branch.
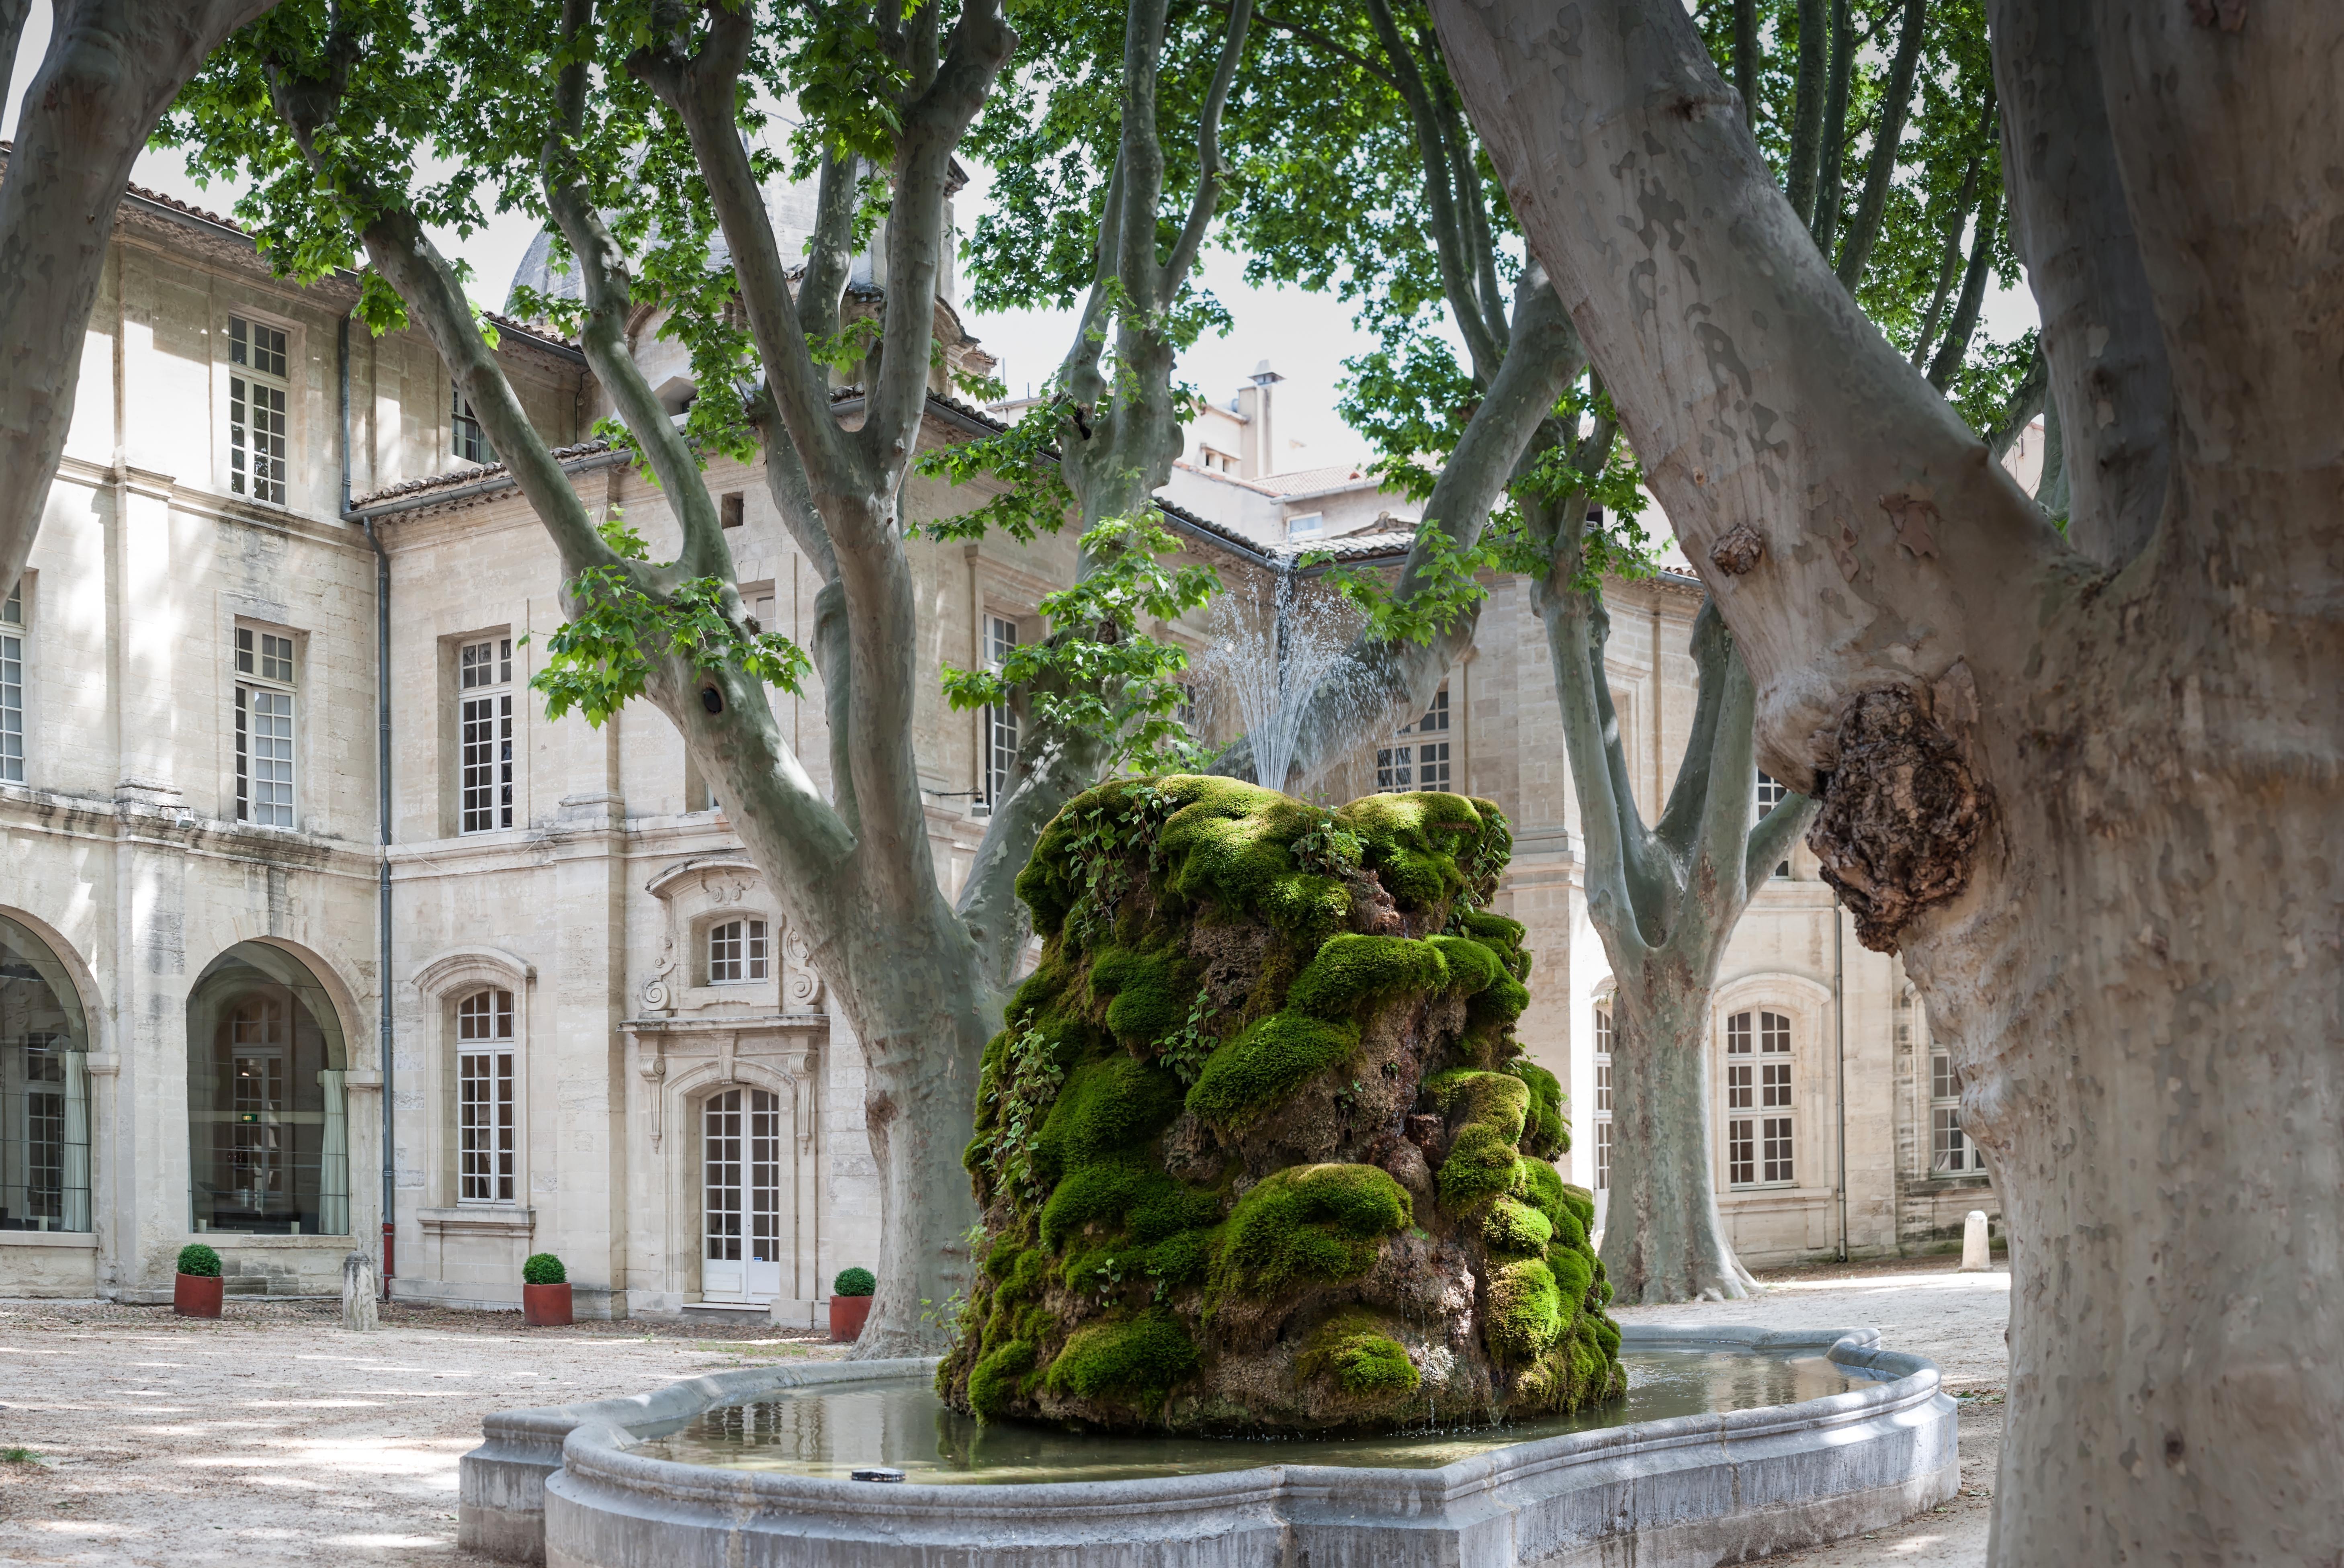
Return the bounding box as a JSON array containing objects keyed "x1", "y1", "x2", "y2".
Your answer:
[
  {"x1": 864, "y1": 0, "x2": 1013, "y2": 465},
  {"x1": 1783, "y1": 0, "x2": 1827, "y2": 225},
  {"x1": 1364, "y1": 0, "x2": 1504, "y2": 383},
  {"x1": 1834, "y1": 0, "x2": 1923, "y2": 288},
  {"x1": 1924, "y1": 195, "x2": 1997, "y2": 391},
  {"x1": 1433, "y1": 64, "x2": 1511, "y2": 352},
  {"x1": 1910, "y1": 155, "x2": 1980, "y2": 367},
  {"x1": 1163, "y1": 0, "x2": 1253, "y2": 291},
  {"x1": 1731, "y1": 0, "x2": 1757, "y2": 129},
  {"x1": 1533, "y1": 546, "x2": 1652, "y2": 965},
  {"x1": 1431, "y1": 0, "x2": 2069, "y2": 789},
  {"x1": 542, "y1": 0, "x2": 729, "y2": 579},
  {"x1": 639, "y1": 9, "x2": 856, "y2": 492},
  {"x1": 1114, "y1": 0, "x2": 1171, "y2": 317},
  {"x1": 1652, "y1": 591, "x2": 1730, "y2": 856},
  {"x1": 1208, "y1": 0, "x2": 1399, "y2": 88},
  {"x1": 1250, "y1": 266, "x2": 1583, "y2": 788},
  {"x1": 1809, "y1": 0, "x2": 1853, "y2": 256},
  {"x1": 1984, "y1": 344, "x2": 2046, "y2": 460},
  {"x1": 1986, "y1": 0, "x2": 2170, "y2": 569},
  {"x1": 0, "y1": 0, "x2": 31, "y2": 101},
  {"x1": 797, "y1": 149, "x2": 860, "y2": 346}
]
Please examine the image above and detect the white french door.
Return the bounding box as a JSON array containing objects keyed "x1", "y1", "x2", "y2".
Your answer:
[{"x1": 702, "y1": 1088, "x2": 784, "y2": 1302}]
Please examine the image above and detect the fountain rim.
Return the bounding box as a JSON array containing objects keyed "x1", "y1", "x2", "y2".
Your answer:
[{"x1": 542, "y1": 1324, "x2": 1941, "y2": 1513}]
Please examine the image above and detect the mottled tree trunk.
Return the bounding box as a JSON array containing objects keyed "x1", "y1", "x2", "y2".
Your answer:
[
  {"x1": 1433, "y1": 0, "x2": 2344, "y2": 1555},
  {"x1": 1600, "y1": 956, "x2": 1748, "y2": 1303}
]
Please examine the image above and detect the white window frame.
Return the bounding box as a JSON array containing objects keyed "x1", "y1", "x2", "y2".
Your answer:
[
  {"x1": 1930, "y1": 1046, "x2": 1981, "y2": 1174},
  {"x1": 458, "y1": 637, "x2": 515, "y2": 833},
  {"x1": 1377, "y1": 684, "x2": 1451, "y2": 793},
  {"x1": 707, "y1": 918, "x2": 770, "y2": 985},
  {"x1": 0, "y1": 581, "x2": 24, "y2": 785},
  {"x1": 228, "y1": 315, "x2": 292, "y2": 506},
  {"x1": 1592, "y1": 999, "x2": 1614, "y2": 1192},
  {"x1": 980, "y1": 614, "x2": 1019, "y2": 813},
  {"x1": 452, "y1": 382, "x2": 495, "y2": 465},
  {"x1": 1724, "y1": 1008, "x2": 1795, "y2": 1188},
  {"x1": 234, "y1": 625, "x2": 299, "y2": 829},
  {"x1": 456, "y1": 989, "x2": 517, "y2": 1204}
]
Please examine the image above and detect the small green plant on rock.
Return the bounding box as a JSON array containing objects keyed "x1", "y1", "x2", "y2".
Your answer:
[
  {"x1": 522, "y1": 1253, "x2": 566, "y2": 1286},
  {"x1": 176, "y1": 1243, "x2": 221, "y2": 1278}
]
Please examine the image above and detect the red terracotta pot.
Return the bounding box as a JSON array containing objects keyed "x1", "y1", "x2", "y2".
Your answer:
[
  {"x1": 829, "y1": 1294, "x2": 872, "y2": 1343},
  {"x1": 174, "y1": 1273, "x2": 224, "y2": 1318},
  {"x1": 522, "y1": 1281, "x2": 573, "y2": 1327}
]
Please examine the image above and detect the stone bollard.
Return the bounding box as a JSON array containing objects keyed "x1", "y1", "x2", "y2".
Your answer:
[
  {"x1": 1959, "y1": 1210, "x2": 1993, "y2": 1271},
  {"x1": 343, "y1": 1251, "x2": 382, "y2": 1331}
]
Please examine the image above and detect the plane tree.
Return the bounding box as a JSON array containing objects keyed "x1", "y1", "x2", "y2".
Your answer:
[
  {"x1": 166, "y1": 0, "x2": 1211, "y2": 1353},
  {"x1": 1434, "y1": 0, "x2": 2342, "y2": 1554}
]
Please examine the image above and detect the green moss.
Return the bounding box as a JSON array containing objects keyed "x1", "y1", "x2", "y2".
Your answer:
[
  {"x1": 1460, "y1": 911, "x2": 1531, "y2": 980},
  {"x1": 1039, "y1": 1163, "x2": 1221, "y2": 1252},
  {"x1": 1485, "y1": 1257, "x2": 1564, "y2": 1363},
  {"x1": 1043, "y1": 1310, "x2": 1200, "y2": 1406},
  {"x1": 1146, "y1": 1227, "x2": 1216, "y2": 1287},
  {"x1": 1469, "y1": 973, "x2": 1532, "y2": 1033},
  {"x1": 968, "y1": 1338, "x2": 1037, "y2": 1420},
  {"x1": 1439, "y1": 1126, "x2": 1520, "y2": 1209},
  {"x1": 1090, "y1": 948, "x2": 1192, "y2": 1049},
  {"x1": 1507, "y1": 1060, "x2": 1568, "y2": 1160},
  {"x1": 1211, "y1": 1163, "x2": 1411, "y2": 1302},
  {"x1": 1511, "y1": 1317, "x2": 1621, "y2": 1414},
  {"x1": 1299, "y1": 1312, "x2": 1421, "y2": 1398},
  {"x1": 1425, "y1": 934, "x2": 1502, "y2": 995},
  {"x1": 1425, "y1": 1069, "x2": 1531, "y2": 1142},
  {"x1": 1030, "y1": 1056, "x2": 1185, "y2": 1186},
  {"x1": 1482, "y1": 1195, "x2": 1554, "y2": 1256},
  {"x1": 1185, "y1": 1012, "x2": 1361, "y2": 1124},
  {"x1": 981, "y1": 1238, "x2": 1028, "y2": 1284},
  {"x1": 1557, "y1": 1181, "x2": 1597, "y2": 1235},
  {"x1": 1549, "y1": 1242, "x2": 1597, "y2": 1307},
  {"x1": 1286, "y1": 934, "x2": 1451, "y2": 1019}
]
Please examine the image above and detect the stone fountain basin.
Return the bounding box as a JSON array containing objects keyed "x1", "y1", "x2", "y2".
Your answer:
[{"x1": 461, "y1": 1324, "x2": 1955, "y2": 1568}]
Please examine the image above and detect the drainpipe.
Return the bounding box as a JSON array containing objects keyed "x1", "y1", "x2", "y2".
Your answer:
[
  {"x1": 340, "y1": 315, "x2": 396, "y2": 1293},
  {"x1": 1833, "y1": 888, "x2": 1849, "y2": 1262}
]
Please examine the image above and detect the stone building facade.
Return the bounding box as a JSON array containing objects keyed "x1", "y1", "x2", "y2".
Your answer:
[{"x1": 0, "y1": 184, "x2": 1991, "y2": 1316}]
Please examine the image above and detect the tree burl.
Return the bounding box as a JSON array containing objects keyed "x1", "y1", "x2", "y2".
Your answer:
[{"x1": 938, "y1": 775, "x2": 1624, "y2": 1433}]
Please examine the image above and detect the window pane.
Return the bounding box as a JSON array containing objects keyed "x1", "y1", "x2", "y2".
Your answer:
[
  {"x1": 710, "y1": 921, "x2": 742, "y2": 983},
  {"x1": 1727, "y1": 1011, "x2": 1752, "y2": 1052},
  {"x1": 1763, "y1": 1116, "x2": 1794, "y2": 1183},
  {"x1": 460, "y1": 693, "x2": 514, "y2": 833},
  {"x1": 0, "y1": 913, "x2": 93, "y2": 1232},
  {"x1": 747, "y1": 920, "x2": 769, "y2": 980},
  {"x1": 1728, "y1": 1118, "x2": 1754, "y2": 1185},
  {"x1": 0, "y1": 624, "x2": 20, "y2": 784},
  {"x1": 1595, "y1": 1119, "x2": 1611, "y2": 1192},
  {"x1": 244, "y1": 688, "x2": 294, "y2": 826}
]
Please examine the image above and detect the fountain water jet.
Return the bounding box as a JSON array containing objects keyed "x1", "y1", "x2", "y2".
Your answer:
[{"x1": 1202, "y1": 568, "x2": 1383, "y2": 794}]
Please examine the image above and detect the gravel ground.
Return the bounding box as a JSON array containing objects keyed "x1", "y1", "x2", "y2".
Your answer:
[{"x1": 0, "y1": 1259, "x2": 2009, "y2": 1567}]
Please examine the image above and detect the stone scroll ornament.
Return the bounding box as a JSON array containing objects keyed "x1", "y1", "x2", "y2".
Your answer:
[{"x1": 937, "y1": 777, "x2": 1624, "y2": 1435}]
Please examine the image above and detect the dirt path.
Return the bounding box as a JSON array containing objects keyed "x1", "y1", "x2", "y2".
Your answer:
[{"x1": 0, "y1": 1259, "x2": 2008, "y2": 1567}]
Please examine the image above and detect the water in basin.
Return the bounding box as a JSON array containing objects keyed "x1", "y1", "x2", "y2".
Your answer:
[{"x1": 633, "y1": 1347, "x2": 1878, "y2": 1486}]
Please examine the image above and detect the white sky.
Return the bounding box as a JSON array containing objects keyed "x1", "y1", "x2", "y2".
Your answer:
[{"x1": 7, "y1": 2, "x2": 2038, "y2": 475}]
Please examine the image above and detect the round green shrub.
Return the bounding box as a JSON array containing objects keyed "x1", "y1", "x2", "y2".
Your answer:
[
  {"x1": 522, "y1": 1252, "x2": 567, "y2": 1286},
  {"x1": 833, "y1": 1266, "x2": 876, "y2": 1297},
  {"x1": 176, "y1": 1243, "x2": 222, "y2": 1278}
]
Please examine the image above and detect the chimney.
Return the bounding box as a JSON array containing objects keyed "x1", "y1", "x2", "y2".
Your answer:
[{"x1": 1235, "y1": 359, "x2": 1284, "y2": 479}]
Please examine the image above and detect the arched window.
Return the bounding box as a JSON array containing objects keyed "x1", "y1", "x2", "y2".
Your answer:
[
  {"x1": 1724, "y1": 1009, "x2": 1794, "y2": 1187},
  {"x1": 457, "y1": 989, "x2": 516, "y2": 1203},
  {"x1": 0, "y1": 913, "x2": 92, "y2": 1232},
  {"x1": 187, "y1": 944, "x2": 349, "y2": 1235},
  {"x1": 1591, "y1": 1001, "x2": 1614, "y2": 1191}
]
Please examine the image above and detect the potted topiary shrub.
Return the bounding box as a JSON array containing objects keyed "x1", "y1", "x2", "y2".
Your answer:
[
  {"x1": 829, "y1": 1267, "x2": 875, "y2": 1342},
  {"x1": 174, "y1": 1243, "x2": 224, "y2": 1319},
  {"x1": 521, "y1": 1253, "x2": 571, "y2": 1326}
]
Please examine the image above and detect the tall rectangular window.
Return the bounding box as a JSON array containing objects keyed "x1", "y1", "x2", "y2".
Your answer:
[
  {"x1": 229, "y1": 317, "x2": 290, "y2": 506},
  {"x1": 1755, "y1": 770, "x2": 1791, "y2": 878},
  {"x1": 457, "y1": 989, "x2": 516, "y2": 1203},
  {"x1": 1931, "y1": 1049, "x2": 1979, "y2": 1173},
  {"x1": 1377, "y1": 686, "x2": 1451, "y2": 792},
  {"x1": 981, "y1": 614, "x2": 1019, "y2": 811},
  {"x1": 1726, "y1": 1009, "x2": 1793, "y2": 1186},
  {"x1": 0, "y1": 583, "x2": 22, "y2": 784},
  {"x1": 459, "y1": 637, "x2": 514, "y2": 833},
  {"x1": 235, "y1": 627, "x2": 297, "y2": 827},
  {"x1": 452, "y1": 383, "x2": 494, "y2": 464},
  {"x1": 1593, "y1": 1002, "x2": 1614, "y2": 1191},
  {"x1": 708, "y1": 919, "x2": 769, "y2": 984}
]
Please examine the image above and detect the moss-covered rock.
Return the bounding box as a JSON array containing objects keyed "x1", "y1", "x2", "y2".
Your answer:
[{"x1": 938, "y1": 776, "x2": 1623, "y2": 1435}]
